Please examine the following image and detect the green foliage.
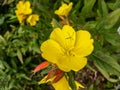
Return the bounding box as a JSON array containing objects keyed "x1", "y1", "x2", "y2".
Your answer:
[{"x1": 0, "y1": 0, "x2": 120, "y2": 90}]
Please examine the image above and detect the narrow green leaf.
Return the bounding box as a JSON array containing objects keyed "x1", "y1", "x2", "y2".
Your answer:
[
  {"x1": 0, "y1": 35, "x2": 6, "y2": 45},
  {"x1": 98, "y1": 0, "x2": 108, "y2": 16},
  {"x1": 0, "y1": 16, "x2": 5, "y2": 25},
  {"x1": 16, "y1": 73, "x2": 31, "y2": 80},
  {"x1": 104, "y1": 9, "x2": 120, "y2": 29},
  {"x1": 94, "y1": 60, "x2": 119, "y2": 82},
  {"x1": 17, "y1": 49, "x2": 23, "y2": 64},
  {"x1": 113, "y1": 0, "x2": 120, "y2": 10},
  {"x1": 67, "y1": 71, "x2": 76, "y2": 90},
  {"x1": 96, "y1": 8, "x2": 120, "y2": 30},
  {"x1": 11, "y1": 59, "x2": 17, "y2": 69},
  {"x1": 93, "y1": 51, "x2": 120, "y2": 82},
  {"x1": 105, "y1": 33, "x2": 120, "y2": 47},
  {"x1": 81, "y1": 0, "x2": 96, "y2": 16}
]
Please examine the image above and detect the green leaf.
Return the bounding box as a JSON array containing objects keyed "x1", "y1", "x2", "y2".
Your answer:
[
  {"x1": 81, "y1": 0, "x2": 96, "y2": 16},
  {"x1": 17, "y1": 49, "x2": 23, "y2": 64},
  {"x1": 93, "y1": 51, "x2": 120, "y2": 82},
  {"x1": 2, "y1": 0, "x2": 14, "y2": 5},
  {"x1": 67, "y1": 71, "x2": 76, "y2": 90},
  {"x1": 98, "y1": 0, "x2": 108, "y2": 16},
  {"x1": 0, "y1": 35, "x2": 6, "y2": 46},
  {"x1": 51, "y1": 18, "x2": 62, "y2": 29},
  {"x1": 96, "y1": 8, "x2": 120, "y2": 30},
  {"x1": 16, "y1": 73, "x2": 31, "y2": 80},
  {"x1": 0, "y1": 16, "x2": 5, "y2": 25},
  {"x1": 113, "y1": 0, "x2": 120, "y2": 10},
  {"x1": 105, "y1": 33, "x2": 120, "y2": 47}
]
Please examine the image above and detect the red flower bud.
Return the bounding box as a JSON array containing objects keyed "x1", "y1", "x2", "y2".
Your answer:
[{"x1": 33, "y1": 61, "x2": 49, "y2": 74}]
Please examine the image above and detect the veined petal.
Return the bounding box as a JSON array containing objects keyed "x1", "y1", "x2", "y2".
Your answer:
[
  {"x1": 50, "y1": 28, "x2": 66, "y2": 49},
  {"x1": 50, "y1": 25, "x2": 76, "y2": 50},
  {"x1": 62, "y1": 25, "x2": 76, "y2": 49},
  {"x1": 57, "y1": 55, "x2": 87, "y2": 72},
  {"x1": 74, "y1": 30, "x2": 94, "y2": 57},
  {"x1": 40, "y1": 39, "x2": 63, "y2": 63}
]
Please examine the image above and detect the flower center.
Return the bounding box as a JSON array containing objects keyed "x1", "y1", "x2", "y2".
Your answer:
[{"x1": 65, "y1": 48, "x2": 75, "y2": 56}]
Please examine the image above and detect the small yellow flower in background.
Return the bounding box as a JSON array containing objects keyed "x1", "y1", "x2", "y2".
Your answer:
[
  {"x1": 15, "y1": 1, "x2": 32, "y2": 23},
  {"x1": 55, "y1": 2, "x2": 73, "y2": 17},
  {"x1": 38, "y1": 75, "x2": 84, "y2": 90},
  {"x1": 15, "y1": 11, "x2": 26, "y2": 23},
  {"x1": 27, "y1": 14, "x2": 39, "y2": 26},
  {"x1": 16, "y1": 1, "x2": 32, "y2": 15},
  {"x1": 51, "y1": 20, "x2": 55, "y2": 27},
  {"x1": 40, "y1": 25, "x2": 94, "y2": 72}
]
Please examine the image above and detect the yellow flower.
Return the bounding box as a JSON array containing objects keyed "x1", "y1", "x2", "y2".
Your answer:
[
  {"x1": 15, "y1": 11, "x2": 26, "y2": 23},
  {"x1": 38, "y1": 75, "x2": 84, "y2": 90},
  {"x1": 15, "y1": 1, "x2": 32, "y2": 23},
  {"x1": 16, "y1": 1, "x2": 32, "y2": 14},
  {"x1": 27, "y1": 14, "x2": 39, "y2": 26},
  {"x1": 40, "y1": 25, "x2": 94, "y2": 72},
  {"x1": 55, "y1": 2, "x2": 73, "y2": 17}
]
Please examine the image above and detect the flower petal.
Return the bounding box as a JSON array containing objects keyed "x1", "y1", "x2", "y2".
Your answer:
[
  {"x1": 15, "y1": 10, "x2": 26, "y2": 23},
  {"x1": 38, "y1": 76, "x2": 71, "y2": 90},
  {"x1": 52, "y1": 76, "x2": 71, "y2": 90},
  {"x1": 16, "y1": 1, "x2": 24, "y2": 10},
  {"x1": 50, "y1": 28, "x2": 66, "y2": 48},
  {"x1": 57, "y1": 55, "x2": 87, "y2": 72},
  {"x1": 62, "y1": 25, "x2": 76, "y2": 49},
  {"x1": 54, "y1": 2, "x2": 73, "y2": 16},
  {"x1": 50, "y1": 25, "x2": 76, "y2": 50},
  {"x1": 74, "y1": 30, "x2": 94, "y2": 57},
  {"x1": 40, "y1": 39, "x2": 63, "y2": 63},
  {"x1": 24, "y1": 1, "x2": 32, "y2": 14},
  {"x1": 38, "y1": 75, "x2": 54, "y2": 84},
  {"x1": 27, "y1": 14, "x2": 39, "y2": 26},
  {"x1": 75, "y1": 81, "x2": 84, "y2": 89}
]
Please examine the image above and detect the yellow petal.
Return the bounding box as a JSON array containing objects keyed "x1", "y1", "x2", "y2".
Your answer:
[
  {"x1": 15, "y1": 10, "x2": 26, "y2": 23},
  {"x1": 40, "y1": 39, "x2": 63, "y2": 64},
  {"x1": 50, "y1": 28, "x2": 66, "y2": 48},
  {"x1": 57, "y1": 55, "x2": 87, "y2": 72},
  {"x1": 50, "y1": 25, "x2": 76, "y2": 50},
  {"x1": 24, "y1": 1, "x2": 32, "y2": 14},
  {"x1": 16, "y1": 1, "x2": 24, "y2": 10},
  {"x1": 38, "y1": 75, "x2": 54, "y2": 85},
  {"x1": 75, "y1": 81, "x2": 84, "y2": 89},
  {"x1": 62, "y1": 25, "x2": 76, "y2": 49},
  {"x1": 16, "y1": 1, "x2": 32, "y2": 15},
  {"x1": 27, "y1": 14, "x2": 39, "y2": 26},
  {"x1": 52, "y1": 76, "x2": 71, "y2": 90},
  {"x1": 55, "y1": 2, "x2": 73, "y2": 16},
  {"x1": 74, "y1": 30, "x2": 94, "y2": 57}
]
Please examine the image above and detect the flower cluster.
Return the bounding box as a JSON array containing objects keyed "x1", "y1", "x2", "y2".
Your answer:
[
  {"x1": 15, "y1": 1, "x2": 39, "y2": 26},
  {"x1": 34, "y1": 25, "x2": 94, "y2": 90},
  {"x1": 33, "y1": 2, "x2": 94, "y2": 90}
]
